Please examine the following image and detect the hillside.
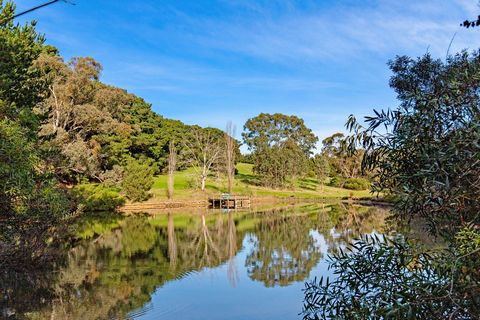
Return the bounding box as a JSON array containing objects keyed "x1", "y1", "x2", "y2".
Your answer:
[{"x1": 146, "y1": 162, "x2": 372, "y2": 202}]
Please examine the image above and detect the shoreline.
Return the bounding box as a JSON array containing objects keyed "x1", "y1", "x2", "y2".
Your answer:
[{"x1": 120, "y1": 195, "x2": 389, "y2": 214}]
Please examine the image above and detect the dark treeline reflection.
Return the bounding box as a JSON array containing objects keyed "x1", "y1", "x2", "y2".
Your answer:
[{"x1": 1, "y1": 203, "x2": 388, "y2": 320}]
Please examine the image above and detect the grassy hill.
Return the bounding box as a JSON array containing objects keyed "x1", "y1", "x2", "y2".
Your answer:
[{"x1": 148, "y1": 162, "x2": 372, "y2": 201}]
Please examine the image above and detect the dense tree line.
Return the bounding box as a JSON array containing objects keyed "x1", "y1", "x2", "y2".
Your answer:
[{"x1": 0, "y1": 1, "x2": 238, "y2": 264}]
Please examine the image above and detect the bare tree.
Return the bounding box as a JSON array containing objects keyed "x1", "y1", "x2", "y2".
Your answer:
[
  {"x1": 182, "y1": 127, "x2": 222, "y2": 191},
  {"x1": 225, "y1": 122, "x2": 236, "y2": 194},
  {"x1": 167, "y1": 141, "x2": 177, "y2": 199}
]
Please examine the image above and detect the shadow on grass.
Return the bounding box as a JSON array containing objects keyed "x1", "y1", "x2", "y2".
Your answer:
[{"x1": 236, "y1": 173, "x2": 263, "y2": 187}]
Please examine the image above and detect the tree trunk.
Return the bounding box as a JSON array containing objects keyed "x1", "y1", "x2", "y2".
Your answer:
[
  {"x1": 225, "y1": 122, "x2": 236, "y2": 194},
  {"x1": 167, "y1": 141, "x2": 177, "y2": 199}
]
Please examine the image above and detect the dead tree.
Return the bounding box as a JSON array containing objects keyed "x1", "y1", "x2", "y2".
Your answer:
[{"x1": 225, "y1": 122, "x2": 236, "y2": 194}]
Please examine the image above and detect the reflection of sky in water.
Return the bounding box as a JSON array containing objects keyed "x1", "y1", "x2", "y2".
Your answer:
[{"x1": 131, "y1": 231, "x2": 332, "y2": 320}]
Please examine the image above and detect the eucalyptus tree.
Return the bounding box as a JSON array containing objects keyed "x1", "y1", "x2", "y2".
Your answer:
[
  {"x1": 321, "y1": 132, "x2": 363, "y2": 180},
  {"x1": 242, "y1": 113, "x2": 318, "y2": 188},
  {"x1": 347, "y1": 52, "x2": 480, "y2": 237},
  {"x1": 0, "y1": 1, "x2": 70, "y2": 264},
  {"x1": 311, "y1": 154, "x2": 330, "y2": 190}
]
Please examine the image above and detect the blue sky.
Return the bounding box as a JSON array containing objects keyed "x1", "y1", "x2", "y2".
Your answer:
[{"x1": 15, "y1": 0, "x2": 480, "y2": 148}]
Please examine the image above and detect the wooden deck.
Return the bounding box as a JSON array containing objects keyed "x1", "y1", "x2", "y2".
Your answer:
[{"x1": 209, "y1": 194, "x2": 251, "y2": 209}]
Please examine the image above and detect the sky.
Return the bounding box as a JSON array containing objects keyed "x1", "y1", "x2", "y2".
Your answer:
[{"x1": 14, "y1": 0, "x2": 480, "y2": 149}]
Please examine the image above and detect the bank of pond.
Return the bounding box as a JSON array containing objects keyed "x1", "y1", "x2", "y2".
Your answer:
[{"x1": 2, "y1": 202, "x2": 393, "y2": 319}]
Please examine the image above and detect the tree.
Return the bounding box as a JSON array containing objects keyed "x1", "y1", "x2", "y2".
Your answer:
[
  {"x1": 304, "y1": 51, "x2": 480, "y2": 319},
  {"x1": 224, "y1": 121, "x2": 236, "y2": 194},
  {"x1": 242, "y1": 113, "x2": 318, "y2": 188},
  {"x1": 302, "y1": 235, "x2": 480, "y2": 320},
  {"x1": 321, "y1": 132, "x2": 363, "y2": 180},
  {"x1": 0, "y1": 1, "x2": 70, "y2": 265},
  {"x1": 243, "y1": 113, "x2": 318, "y2": 154},
  {"x1": 0, "y1": 1, "x2": 46, "y2": 127},
  {"x1": 347, "y1": 51, "x2": 480, "y2": 237},
  {"x1": 181, "y1": 127, "x2": 223, "y2": 191},
  {"x1": 34, "y1": 54, "x2": 132, "y2": 181},
  {"x1": 311, "y1": 154, "x2": 330, "y2": 190},
  {"x1": 121, "y1": 159, "x2": 154, "y2": 202},
  {"x1": 167, "y1": 141, "x2": 177, "y2": 199}
]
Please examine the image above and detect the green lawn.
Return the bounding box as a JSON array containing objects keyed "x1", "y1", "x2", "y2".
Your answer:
[{"x1": 148, "y1": 162, "x2": 372, "y2": 201}]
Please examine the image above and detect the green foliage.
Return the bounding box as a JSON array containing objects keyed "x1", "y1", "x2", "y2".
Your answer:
[
  {"x1": 242, "y1": 113, "x2": 318, "y2": 188},
  {"x1": 73, "y1": 184, "x2": 125, "y2": 212},
  {"x1": 321, "y1": 132, "x2": 364, "y2": 180},
  {"x1": 0, "y1": 1, "x2": 46, "y2": 130},
  {"x1": 0, "y1": 2, "x2": 72, "y2": 266},
  {"x1": 343, "y1": 177, "x2": 370, "y2": 190},
  {"x1": 302, "y1": 235, "x2": 480, "y2": 320},
  {"x1": 347, "y1": 51, "x2": 480, "y2": 237},
  {"x1": 122, "y1": 159, "x2": 154, "y2": 201},
  {"x1": 306, "y1": 51, "x2": 480, "y2": 319},
  {"x1": 311, "y1": 154, "x2": 330, "y2": 185},
  {"x1": 0, "y1": 119, "x2": 36, "y2": 212},
  {"x1": 33, "y1": 52, "x2": 193, "y2": 183}
]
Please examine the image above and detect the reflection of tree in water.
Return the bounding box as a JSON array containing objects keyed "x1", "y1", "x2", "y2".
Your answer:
[
  {"x1": 245, "y1": 208, "x2": 322, "y2": 287},
  {"x1": 227, "y1": 213, "x2": 238, "y2": 287},
  {"x1": 7, "y1": 212, "x2": 245, "y2": 319},
  {"x1": 121, "y1": 216, "x2": 158, "y2": 257},
  {"x1": 2, "y1": 204, "x2": 387, "y2": 319},
  {"x1": 167, "y1": 213, "x2": 177, "y2": 270},
  {"x1": 316, "y1": 203, "x2": 388, "y2": 254},
  {"x1": 176, "y1": 212, "x2": 243, "y2": 271}
]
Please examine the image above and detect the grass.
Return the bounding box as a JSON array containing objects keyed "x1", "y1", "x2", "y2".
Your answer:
[{"x1": 147, "y1": 162, "x2": 373, "y2": 202}]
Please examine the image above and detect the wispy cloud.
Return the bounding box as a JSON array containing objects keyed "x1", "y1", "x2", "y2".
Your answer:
[
  {"x1": 186, "y1": 1, "x2": 480, "y2": 63},
  {"x1": 16, "y1": 0, "x2": 480, "y2": 145}
]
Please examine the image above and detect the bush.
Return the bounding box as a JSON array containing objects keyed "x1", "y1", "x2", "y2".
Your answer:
[
  {"x1": 99, "y1": 165, "x2": 124, "y2": 188},
  {"x1": 343, "y1": 177, "x2": 370, "y2": 190},
  {"x1": 73, "y1": 184, "x2": 125, "y2": 212},
  {"x1": 302, "y1": 234, "x2": 480, "y2": 320},
  {"x1": 122, "y1": 159, "x2": 154, "y2": 202},
  {"x1": 327, "y1": 176, "x2": 344, "y2": 188},
  {"x1": 328, "y1": 177, "x2": 370, "y2": 190}
]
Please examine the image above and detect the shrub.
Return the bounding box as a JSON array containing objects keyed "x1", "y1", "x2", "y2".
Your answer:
[
  {"x1": 99, "y1": 165, "x2": 124, "y2": 188},
  {"x1": 302, "y1": 234, "x2": 480, "y2": 320},
  {"x1": 122, "y1": 159, "x2": 154, "y2": 202},
  {"x1": 343, "y1": 177, "x2": 370, "y2": 190},
  {"x1": 327, "y1": 176, "x2": 345, "y2": 188},
  {"x1": 73, "y1": 184, "x2": 125, "y2": 212}
]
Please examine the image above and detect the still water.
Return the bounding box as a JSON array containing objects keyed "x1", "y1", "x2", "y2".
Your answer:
[{"x1": 3, "y1": 202, "x2": 389, "y2": 320}]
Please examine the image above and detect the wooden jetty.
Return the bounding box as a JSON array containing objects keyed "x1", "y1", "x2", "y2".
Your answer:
[{"x1": 209, "y1": 194, "x2": 251, "y2": 209}]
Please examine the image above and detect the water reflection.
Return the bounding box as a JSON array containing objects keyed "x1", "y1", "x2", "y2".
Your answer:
[
  {"x1": 245, "y1": 209, "x2": 322, "y2": 287},
  {"x1": 1, "y1": 203, "x2": 389, "y2": 320}
]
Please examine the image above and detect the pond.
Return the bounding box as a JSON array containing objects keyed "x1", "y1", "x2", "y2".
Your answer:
[{"x1": 2, "y1": 202, "x2": 390, "y2": 320}]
